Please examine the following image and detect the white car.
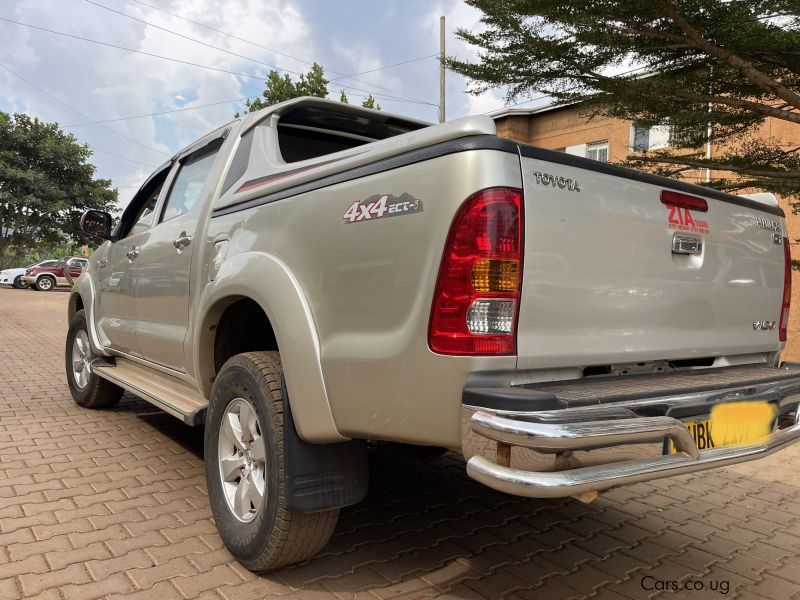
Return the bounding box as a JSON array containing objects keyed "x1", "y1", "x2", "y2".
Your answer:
[{"x1": 0, "y1": 260, "x2": 59, "y2": 289}]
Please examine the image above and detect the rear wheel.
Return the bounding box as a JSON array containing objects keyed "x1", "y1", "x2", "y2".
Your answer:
[
  {"x1": 205, "y1": 352, "x2": 339, "y2": 572},
  {"x1": 13, "y1": 276, "x2": 28, "y2": 289},
  {"x1": 35, "y1": 275, "x2": 55, "y2": 291},
  {"x1": 65, "y1": 310, "x2": 123, "y2": 408}
]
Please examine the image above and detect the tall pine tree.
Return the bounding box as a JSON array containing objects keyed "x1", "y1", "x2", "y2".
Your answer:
[{"x1": 448, "y1": 0, "x2": 800, "y2": 203}]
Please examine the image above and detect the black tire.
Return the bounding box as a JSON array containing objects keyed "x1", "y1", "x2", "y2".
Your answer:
[
  {"x1": 35, "y1": 275, "x2": 55, "y2": 291},
  {"x1": 13, "y1": 276, "x2": 29, "y2": 289},
  {"x1": 205, "y1": 352, "x2": 339, "y2": 572},
  {"x1": 65, "y1": 310, "x2": 124, "y2": 408}
]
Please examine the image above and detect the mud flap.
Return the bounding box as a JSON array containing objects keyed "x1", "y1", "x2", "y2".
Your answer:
[{"x1": 282, "y1": 376, "x2": 369, "y2": 512}]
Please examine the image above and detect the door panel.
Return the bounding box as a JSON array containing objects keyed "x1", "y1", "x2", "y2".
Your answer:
[
  {"x1": 94, "y1": 231, "x2": 149, "y2": 355},
  {"x1": 135, "y1": 214, "x2": 196, "y2": 370},
  {"x1": 92, "y1": 165, "x2": 171, "y2": 356},
  {"x1": 135, "y1": 144, "x2": 221, "y2": 371}
]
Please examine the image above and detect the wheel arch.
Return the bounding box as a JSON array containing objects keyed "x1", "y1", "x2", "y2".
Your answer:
[
  {"x1": 195, "y1": 251, "x2": 345, "y2": 444},
  {"x1": 68, "y1": 291, "x2": 84, "y2": 322}
]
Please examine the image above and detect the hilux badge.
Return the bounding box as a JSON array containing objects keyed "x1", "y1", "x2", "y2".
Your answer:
[
  {"x1": 755, "y1": 216, "x2": 780, "y2": 232},
  {"x1": 753, "y1": 320, "x2": 777, "y2": 331}
]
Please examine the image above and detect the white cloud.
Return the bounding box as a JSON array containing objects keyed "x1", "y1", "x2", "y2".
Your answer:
[
  {"x1": 1, "y1": 0, "x2": 316, "y2": 208},
  {"x1": 0, "y1": 0, "x2": 495, "y2": 209}
]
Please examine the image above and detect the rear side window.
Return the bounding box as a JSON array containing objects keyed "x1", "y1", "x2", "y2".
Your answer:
[{"x1": 276, "y1": 105, "x2": 427, "y2": 163}]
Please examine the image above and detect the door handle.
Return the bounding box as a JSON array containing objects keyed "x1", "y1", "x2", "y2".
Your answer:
[
  {"x1": 173, "y1": 233, "x2": 192, "y2": 250},
  {"x1": 126, "y1": 246, "x2": 140, "y2": 261}
]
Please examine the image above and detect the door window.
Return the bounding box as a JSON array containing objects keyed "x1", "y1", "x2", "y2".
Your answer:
[
  {"x1": 118, "y1": 167, "x2": 171, "y2": 239},
  {"x1": 128, "y1": 183, "x2": 164, "y2": 236},
  {"x1": 160, "y1": 144, "x2": 221, "y2": 223}
]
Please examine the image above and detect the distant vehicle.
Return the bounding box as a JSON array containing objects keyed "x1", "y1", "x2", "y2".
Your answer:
[
  {"x1": 0, "y1": 260, "x2": 59, "y2": 289},
  {"x1": 22, "y1": 257, "x2": 87, "y2": 291}
]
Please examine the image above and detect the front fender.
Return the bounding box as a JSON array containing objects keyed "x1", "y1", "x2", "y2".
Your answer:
[
  {"x1": 69, "y1": 266, "x2": 111, "y2": 357},
  {"x1": 196, "y1": 251, "x2": 346, "y2": 444}
]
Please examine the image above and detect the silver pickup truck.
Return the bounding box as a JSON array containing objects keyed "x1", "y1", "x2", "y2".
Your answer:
[{"x1": 67, "y1": 97, "x2": 800, "y2": 572}]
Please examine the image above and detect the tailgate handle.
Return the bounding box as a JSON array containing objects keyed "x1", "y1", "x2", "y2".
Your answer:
[{"x1": 672, "y1": 234, "x2": 702, "y2": 255}]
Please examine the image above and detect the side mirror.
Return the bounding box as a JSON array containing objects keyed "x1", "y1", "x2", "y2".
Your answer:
[{"x1": 81, "y1": 210, "x2": 113, "y2": 240}]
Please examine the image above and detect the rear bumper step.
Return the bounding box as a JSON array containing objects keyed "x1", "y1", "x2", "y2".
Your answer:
[{"x1": 463, "y1": 363, "x2": 800, "y2": 498}]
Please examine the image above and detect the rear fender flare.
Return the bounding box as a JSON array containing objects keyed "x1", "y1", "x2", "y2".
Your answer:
[{"x1": 196, "y1": 251, "x2": 345, "y2": 444}]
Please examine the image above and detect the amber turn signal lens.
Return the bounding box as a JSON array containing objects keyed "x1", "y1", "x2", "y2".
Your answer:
[{"x1": 470, "y1": 258, "x2": 519, "y2": 293}]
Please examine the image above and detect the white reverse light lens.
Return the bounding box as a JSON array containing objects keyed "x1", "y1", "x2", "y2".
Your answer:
[{"x1": 466, "y1": 299, "x2": 515, "y2": 335}]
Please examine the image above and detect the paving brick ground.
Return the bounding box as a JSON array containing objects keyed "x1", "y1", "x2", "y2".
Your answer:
[{"x1": 1, "y1": 288, "x2": 800, "y2": 599}]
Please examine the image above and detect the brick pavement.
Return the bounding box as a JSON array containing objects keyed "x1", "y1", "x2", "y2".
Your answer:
[{"x1": 1, "y1": 288, "x2": 800, "y2": 599}]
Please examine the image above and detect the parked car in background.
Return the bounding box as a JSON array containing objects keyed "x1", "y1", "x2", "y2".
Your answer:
[
  {"x1": 23, "y1": 257, "x2": 87, "y2": 291},
  {"x1": 0, "y1": 260, "x2": 59, "y2": 289}
]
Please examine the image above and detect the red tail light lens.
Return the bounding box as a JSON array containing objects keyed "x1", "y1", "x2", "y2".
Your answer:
[
  {"x1": 780, "y1": 237, "x2": 791, "y2": 342},
  {"x1": 429, "y1": 187, "x2": 523, "y2": 355},
  {"x1": 660, "y1": 190, "x2": 708, "y2": 212}
]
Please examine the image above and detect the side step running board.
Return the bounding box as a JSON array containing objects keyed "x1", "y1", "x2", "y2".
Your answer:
[{"x1": 92, "y1": 358, "x2": 207, "y2": 425}]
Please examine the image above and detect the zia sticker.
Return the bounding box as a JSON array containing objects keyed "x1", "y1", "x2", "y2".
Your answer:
[
  {"x1": 666, "y1": 205, "x2": 709, "y2": 235},
  {"x1": 342, "y1": 193, "x2": 424, "y2": 224}
]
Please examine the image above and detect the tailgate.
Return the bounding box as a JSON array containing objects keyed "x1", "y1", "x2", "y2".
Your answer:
[{"x1": 515, "y1": 151, "x2": 787, "y2": 370}]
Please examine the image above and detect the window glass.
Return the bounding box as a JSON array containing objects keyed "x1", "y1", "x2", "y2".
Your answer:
[
  {"x1": 586, "y1": 141, "x2": 609, "y2": 162},
  {"x1": 128, "y1": 182, "x2": 164, "y2": 237},
  {"x1": 161, "y1": 149, "x2": 219, "y2": 223},
  {"x1": 633, "y1": 126, "x2": 650, "y2": 152}
]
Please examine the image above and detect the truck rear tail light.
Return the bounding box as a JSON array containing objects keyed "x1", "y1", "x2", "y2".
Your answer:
[
  {"x1": 429, "y1": 187, "x2": 523, "y2": 355},
  {"x1": 466, "y1": 299, "x2": 515, "y2": 334},
  {"x1": 660, "y1": 190, "x2": 708, "y2": 212},
  {"x1": 780, "y1": 236, "x2": 791, "y2": 342},
  {"x1": 470, "y1": 258, "x2": 519, "y2": 293}
]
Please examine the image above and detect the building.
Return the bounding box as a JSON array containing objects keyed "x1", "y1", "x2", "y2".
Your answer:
[{"x1": 490, "y1": 102, "x2": 800, "y2": 358}]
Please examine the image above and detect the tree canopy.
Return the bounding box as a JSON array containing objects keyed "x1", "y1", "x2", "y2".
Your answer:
[
  {"x1": 448, "y1": 0, "x2": 800, "y2": 202},
  {"x1": 0, "y1": 112, "x2": 117, "y2": 269},
  {"x1": 241, "y1": 63, "x2": 381, "y2": 114}
]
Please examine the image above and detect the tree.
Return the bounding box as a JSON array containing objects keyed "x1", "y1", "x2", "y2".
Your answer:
[
  {"x1": 240, "y1": 63, "x2": 383, "y2": 115},
  {"x1": 242, "y1": 62, "x2": 330, "y2": 114},
  {"x1": 361, "y1": 94, "x2": 382, "y2": 111},
  {"x1": 448, "y1": 0, "x2": 800, "y2": 202},
  {"x1": 0, "y1": 112, "x2": 117, "y2": 269}
]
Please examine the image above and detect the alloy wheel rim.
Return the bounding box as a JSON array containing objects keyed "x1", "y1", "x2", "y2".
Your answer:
[
  {"x1": 71, "y1": 330, "x2": 91, "y2": 389},
  {"x1": 217, "y1": 397, "x2": 267, "y2": 522},
  {"x1": 39, "y1": 278, "x2": 52, "y2": 290}
]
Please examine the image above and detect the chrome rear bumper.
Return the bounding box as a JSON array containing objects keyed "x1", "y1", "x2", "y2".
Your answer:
[{"x1": 463, "y1": 365, "x2": 800, "y2": 498}]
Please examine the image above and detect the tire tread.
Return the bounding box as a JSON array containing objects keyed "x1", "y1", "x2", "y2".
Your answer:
[{"x1": 211, "y1": 352, "x2": 338, "y2": 572}]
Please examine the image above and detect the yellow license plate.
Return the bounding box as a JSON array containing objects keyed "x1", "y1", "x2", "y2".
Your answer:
[{"x1": 669, "y1": 401, "x2": 776, "y2": 453}]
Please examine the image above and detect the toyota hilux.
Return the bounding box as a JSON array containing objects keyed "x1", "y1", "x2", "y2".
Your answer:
[{"x1": 66, "y1": 96, "x2": 798, "y2": 572}]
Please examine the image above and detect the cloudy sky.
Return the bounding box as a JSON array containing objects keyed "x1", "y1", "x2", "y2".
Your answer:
[{"x1": 0, "y1": 0, "x2": 524, "y2": 208}]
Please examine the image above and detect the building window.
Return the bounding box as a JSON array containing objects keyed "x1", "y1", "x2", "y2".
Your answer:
[
  {"x1": 586, "y1": 141, "x2": 609, "y2": 162},
  {"x1": 633, "y1": 125, "x2": 650, "y2": 152}
]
